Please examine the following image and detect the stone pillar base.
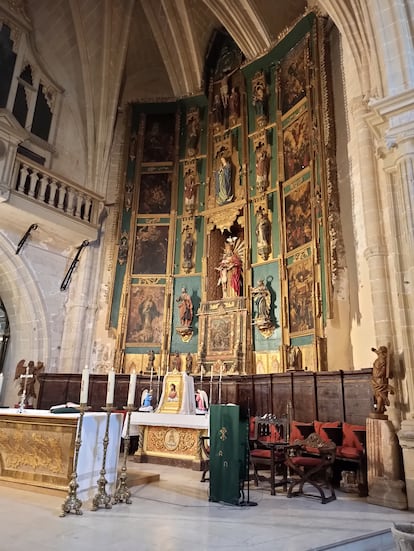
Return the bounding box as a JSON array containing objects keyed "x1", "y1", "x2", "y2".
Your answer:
[
  {"x1": 398, "y1": 419, "x2": 414, "y2": 510},
  {"x1": 367, "y1": 477, "x2": 407, "y2": 510}
]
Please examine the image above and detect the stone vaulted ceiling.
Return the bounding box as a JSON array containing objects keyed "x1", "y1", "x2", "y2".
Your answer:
[{"x1": 21, "y1": 0, "x2": 307, "y2": 191}]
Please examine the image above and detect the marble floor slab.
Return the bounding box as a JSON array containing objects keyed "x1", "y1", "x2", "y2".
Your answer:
[{"x1": 0, "y1": 460, "x2": 412, "y2": 551}]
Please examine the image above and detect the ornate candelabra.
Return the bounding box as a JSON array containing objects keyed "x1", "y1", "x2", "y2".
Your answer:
[
  {"x1": 112, "y1": 404, "x2": 137, "y2": 504},
  {"x1": 60, "y1": 403, "x2": 88, "y2": 517},
  {"x1": 91, "y1": 405, "x2": 114, "y2": 511}
]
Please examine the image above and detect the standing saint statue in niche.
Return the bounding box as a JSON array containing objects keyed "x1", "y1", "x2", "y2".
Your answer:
[
  {"x1": 176, "y1": 287, "x2": 194, "y2": 341},
  {"x1": 215, "y1": 239, "x2": 244, "y2": 298},
  {"x1": 215, "y1": 154, "x2": 233, "y2": 206},
  {"x1": 251, "y1": 279, "x2": 274, "y2": 337},
  {"x1": 183, "y1": 167, "x2": 198, "y2": 214},
  {"x1": 182, "y1": 230, "x2": 194, "y2": 273},
  {"x1": 252, "y1": 280, "x2": 271, "y2": 320},
  {"x1": 255, "y1": 147, "x2": 270, "y2": 193},
  {"x1": 255, "y1": 206, "x2": 272, "y2": 260},
  {"x1": 186, "y1": 115, "x2": 200, "y2": 157},
  {"x1": 229, "y1": 87, "x2": 240, "y2": 123},
  {"x1": 176, "y1": 287, "x2": 193, "y2": 328}
]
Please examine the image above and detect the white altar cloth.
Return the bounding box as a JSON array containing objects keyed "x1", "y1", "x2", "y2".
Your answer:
[
  {"x1": 123, "y1": 412, "x2": 209, "y2": 438},
  {"x1": 0, "y1": 409, "x2": 122, "y2": 500}
]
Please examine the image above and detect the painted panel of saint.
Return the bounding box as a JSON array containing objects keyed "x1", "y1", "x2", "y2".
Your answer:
[
  {"x1": 280, "y1": 39, "x2": 307, "y2": 113},
  {"x1": 287, "y1": 257, "x2": 314, "y2": 335},
  {"x1": 142, "y1": 113, "x2": 175, "y2": 163},
  {"x1": 284, "y1": 180, "x2": 312, "y2": 252},
  {"x1": 283, "y1": 111, "x2": 311, "y2": 181},
  {"x1": 133, "y1": 224, "x2": 169, "y2": 275},
  {"x1": 138, "y1": 173, "x2": 172, "y2": 214},
  {"x1": 207, "y1": 316, "x2": 233, "y2": 355},
  {"x1": 126, "y1": 285, "x2": 165, "y2": 345}
]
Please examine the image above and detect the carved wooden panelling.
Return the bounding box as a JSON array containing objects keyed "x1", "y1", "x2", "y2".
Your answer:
[{"x1": 316, "y1": 372, "x2": 344, "y2": 422}]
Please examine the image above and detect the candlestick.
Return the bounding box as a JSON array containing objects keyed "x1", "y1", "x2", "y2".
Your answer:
[
  {"x1": 60, "y1": 403, "x2": 89, "y2": 516},
  {"x1": 113, "y1": 404, "x2": 137, "y2": 505},
  {"x1": 80, "y1": 366, "x2": 89, "y2": 404},
  {"x1": 127, "y1": 371, "x2": 137, "y2": 406},
  {"x1": 106, "y1": 369, "x2": 115, "y2": 405},
  {"x1": 91, "y1": 405, "x2": 113, "y2": 511}
]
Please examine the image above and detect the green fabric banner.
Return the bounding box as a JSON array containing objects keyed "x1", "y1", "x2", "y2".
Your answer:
[{"x1": 209, "y1": 404, "x2": 248, "y2": 505}]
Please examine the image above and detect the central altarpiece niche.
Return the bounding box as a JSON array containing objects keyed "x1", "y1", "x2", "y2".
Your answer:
[{"x1": 111, "y1": 14, "x2": 339, "y2": 378}]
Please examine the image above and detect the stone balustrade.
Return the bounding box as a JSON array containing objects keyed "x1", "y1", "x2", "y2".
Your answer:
[{"x1": 13, "y1": 154, "x2": 103, "y2": 227}]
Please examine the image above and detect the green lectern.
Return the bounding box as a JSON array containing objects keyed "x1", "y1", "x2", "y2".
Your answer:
[{"x1": 209, "y1": 404, "x2": 248, "y2": 505}]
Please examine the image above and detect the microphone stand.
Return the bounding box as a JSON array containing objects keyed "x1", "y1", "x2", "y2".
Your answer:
[{"x1": 240, "y1": 400, "x2": 257, "y2": 507}]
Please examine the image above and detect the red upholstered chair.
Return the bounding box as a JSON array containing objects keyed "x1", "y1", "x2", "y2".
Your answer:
[
  {"x1": 249, "y1": 416, "x2": 289, "y2": 495},
  {"x1": 285, "y1": 432, "x2": 336, "y2": 504}
]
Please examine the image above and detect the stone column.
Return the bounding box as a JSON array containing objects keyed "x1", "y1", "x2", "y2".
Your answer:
[
  {"x1": 398, "y1": 420, "x2": 414, "y2": 511},
  {"x1": 366, "y1": 416, "x2": 407, "y2": 509},
  {"x1": 367, "y1": 89, "x2": 414, "y2": 507}
]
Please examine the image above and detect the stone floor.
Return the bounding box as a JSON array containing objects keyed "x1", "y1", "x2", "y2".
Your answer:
[{"x1": 1, "y1": 460, "x2": 413, "y2": 551}]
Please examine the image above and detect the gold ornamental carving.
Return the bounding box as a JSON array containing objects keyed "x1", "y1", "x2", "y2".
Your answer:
[
  {"x1": 146, "y1": 426, "x2": 198, "y2": 456},
  {"x1": 0, "y1": 429, "x2": 64, "y2": 473}
]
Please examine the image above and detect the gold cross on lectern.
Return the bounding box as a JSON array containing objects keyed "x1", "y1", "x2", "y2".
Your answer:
[{"x1": 18, "y1": 366, "x2": 34, "y2": 413}]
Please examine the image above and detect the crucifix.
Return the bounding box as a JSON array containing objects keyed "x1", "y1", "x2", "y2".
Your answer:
[{"x1": 18, "y1": 366, "x2": 33, "y2": 413}]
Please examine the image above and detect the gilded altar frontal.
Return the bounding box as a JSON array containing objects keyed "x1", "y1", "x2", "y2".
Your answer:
[{"x1": 111, "y1": 14, "x2": 337, "y2": 377}]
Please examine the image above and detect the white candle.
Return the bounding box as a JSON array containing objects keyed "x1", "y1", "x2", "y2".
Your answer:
[
  {"x1": 210, "y1": 369, "x2": 213, "y2": 383},
  {"x1": 80, "y1": 366, "x2": 89, "y2": 404},
  {"x1": 106, "y1": 369, "x2": 115, "y2": 405},
  {"x1": 0, "y1": 372, "x2": 3, "y2": 395},
  {"x1": 219, "y1": 369, "x2": 222, "y2": 384},
  {"x1": 127, "y1": 371, "x2": 137, "y2": 406},
  {"x1": 200, "y1": 365, "x2": 203, "y2": 384}
]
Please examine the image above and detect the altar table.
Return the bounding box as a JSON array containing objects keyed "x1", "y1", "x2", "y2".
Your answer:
[
  {"x1": 0, "y1": 409, "x2": 123, "y2": 499},
  {"x1": 125, "y1": 412, "x2": 209, "y2": 468}
]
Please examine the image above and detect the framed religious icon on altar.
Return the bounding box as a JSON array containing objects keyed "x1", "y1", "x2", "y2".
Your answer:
[{"x1": 125, "y1": 285, "x2": 165, "y2": 346}]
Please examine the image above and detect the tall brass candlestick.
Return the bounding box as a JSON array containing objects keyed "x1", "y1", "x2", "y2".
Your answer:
[
  {"x1": 113, "y1": 404, "x2": 137, "y2": 504},
  {"x1": 60, "y1": 403, "x2": 88, "y2": 517},
  {"x1": 91, "y1": 405, "x2": 114, "y2": 511}
]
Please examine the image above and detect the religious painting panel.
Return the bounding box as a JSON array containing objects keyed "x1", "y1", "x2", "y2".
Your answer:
[
  {"x1": 284, "y1": 177, "x2": 312, "y2": 253},
  {"x1": 283, "y1": 108, "x2": 311, "y2": 181},
  {"x1": 133, "y1": 224, "x2": 169, "y2": 275},
  {"x1": 206, "y1": 314, "x2": 234, "y2": 357},
  {"x1": 125, "y1": 285, "x2": 165, "y2": 346},
  {"x1": 287, "y1": 252, "x2": 314, "y2": 335},
  {"x1": 142, "y1": 113, "x2": 175, "y2": 163},
  {"x1": 279, "y1": 37, "x2": 308, "y2": 114},
  {"x1": 138, "y1": 173, "x2": 172, "y2": 214}
]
